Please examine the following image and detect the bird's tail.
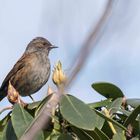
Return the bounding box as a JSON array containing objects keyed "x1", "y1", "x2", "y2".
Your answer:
[{"x1": 0, "y1": 89, "x2": 6, "y2": 101}]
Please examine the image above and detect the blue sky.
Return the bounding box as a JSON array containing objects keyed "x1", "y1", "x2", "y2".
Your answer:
[{"x1": 0, "y1": 0, "x2": 140, "y2": 111}]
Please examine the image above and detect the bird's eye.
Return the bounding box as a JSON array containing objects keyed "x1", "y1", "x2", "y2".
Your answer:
[{"x1": 43, "y1": 42, "x2": 46, "y2": 45}]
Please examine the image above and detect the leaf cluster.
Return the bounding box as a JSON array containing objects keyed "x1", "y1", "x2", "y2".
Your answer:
[{"x1": 0, "y1": 82, "x2": 140, "y2": 140}]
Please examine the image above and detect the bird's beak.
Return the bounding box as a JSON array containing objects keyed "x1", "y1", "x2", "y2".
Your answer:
[{"x1": 50, "y1": 45, "x2": 58, "y2": 49}]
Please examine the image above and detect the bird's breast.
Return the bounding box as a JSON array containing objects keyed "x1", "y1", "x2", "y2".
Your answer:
[
  {"x1": 14, "y1": 54, "x2": 51, "y2": 96},
  {"x1": 28, "y1": 56, "x2": 50, "y2": 91}
]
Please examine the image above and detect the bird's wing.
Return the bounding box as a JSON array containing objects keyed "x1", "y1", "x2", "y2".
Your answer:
[{"x1": 0, "y1": 53, "x2": 35, "y2": 91}]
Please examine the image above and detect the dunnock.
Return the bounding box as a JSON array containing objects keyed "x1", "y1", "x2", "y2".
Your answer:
[{"x1": 0, "y1": 37, "x2": 57, "y2": 101}]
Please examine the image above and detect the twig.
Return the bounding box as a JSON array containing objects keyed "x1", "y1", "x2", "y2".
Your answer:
[
  {"x1": 20, "y1": 1, "x2": 114, "y2": 139},
  {"x1": 0, "y1": 106, "x2": 13, "y2": 114},
  {"x1": 66, "y1": 0, "x2": 114, "y2": 87},
  {"x1": 20, "y1": 89, "x2": 63, "y2": 140}
]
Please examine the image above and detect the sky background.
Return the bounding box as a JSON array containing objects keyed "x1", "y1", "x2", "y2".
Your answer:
[{"x1": 0, "y1": 0, "x2": 140, "y2": 111}]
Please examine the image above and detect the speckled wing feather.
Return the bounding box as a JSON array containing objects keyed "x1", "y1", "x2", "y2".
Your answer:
[{"x1": 0, "y1": 53, "x2": 33, "y2": 100}]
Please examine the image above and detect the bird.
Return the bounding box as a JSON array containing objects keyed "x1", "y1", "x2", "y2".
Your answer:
[{"x1": 0, "y1": 37, "x2": 57, "y2": 102}]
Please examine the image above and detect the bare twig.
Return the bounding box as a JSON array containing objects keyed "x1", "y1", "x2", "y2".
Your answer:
[
  {"x1": 20, "y1": 1, "x2": 114, "y2": 139},
  {"x1": 0, "y1": 106, "x2": 13, "y2": 114},
  {"x1": 20, "y1": 89, "x2": 63, "y2": 140},
  {"x1": 66, "y1": 0, "x2": 114, "y2": 87}
]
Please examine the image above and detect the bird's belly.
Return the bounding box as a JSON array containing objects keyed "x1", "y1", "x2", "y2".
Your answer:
[{"x1": 14, "y1": 63, "x2": 50, "y2": 96}]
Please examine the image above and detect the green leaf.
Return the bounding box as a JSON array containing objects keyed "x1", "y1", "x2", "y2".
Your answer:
[
  {"x1": 94, "y1": 109, "x2": 127, "y2": 131},
  {"x1": 47, "y1": 131, "x2": 65, "y2": 140},
  {"x1": 57, "y1": 134, "x2": 74, "y2": 140},
  {"x1": 117, "y1": 114, "x2": 127, "y2": 122},
  {"x1": 44, "y1": 131, "x2": 52, "y2": 140},
  {"x1": 46, "y1": 132, "x2": 74, "y2": 140},
  {"x1": 112, "y1": 133, "x2": 126, "y2": 140},
  {"x1": 53, "y1": 116, "x2": 61, "y2": 131},
  {"x1": 2, "y1": 120, "x2": 17, "y2": 140},
  {"x1": 82, "y1": 130, "x2": 98, "y2": 140},
  {"x1": 138, "y1": 119, "x2": 140, "y2": 140},
  {"x1": 11, "y1": 104, "x2": 44, "y2": 140},
  {"x1": 92, "y1": 82, "x2": 124, "y2": 99},
  {"x1": 102, "y1": 120, "x2": 125, "y2": 138},
  {"x1": 11, "y1": 104, "x2": 33, "y2": 138},
  {"x1": 35, "y1": 94, "x2": 53, "y2": 116},
  {"x1": 131, "y1": 120, "x2": 140, "y2": 137},
  {"x1": 117, "y1": 109, "x2": 131, "y2": 117},
  {"x1": 0, "y1": 112, "x2": 11, "y2": 131},
  {"x1": 94, "y1": 127, "x2": 110, "y2": 140},
  {"x1": 0, "y1": 132, "x2": 2, "y2": 140},
  {"x1": 82, "y1": 127, "x2": 110, "y2": 140},
  {"x1": 124, "y1": 105, "x2": 140, "y2": 127},
  {"x1": 94, "y1": 114, "x2": 105, "y2": 129},
  {"x1": 127, "y1": 99, "x2": 140, "y2": 108},
  {"x1": 60, "y1": 95, "x2": 101, "y2": 130},
  {"x1": 88, "y1": 98, "x2": 112, "y2": 109},
  {"x1": 130, "y1": 136, "x2": 139, "y2": 140},
  {"x1": 101, "y1": 121, "x2": 113, "y2": 138},
  {"x1": 81, "y1": 128, "x2": 110, "y2": 140},
  {"x1": 71, "y1": 127, "x2": 95, "y2": 140},
  {"x1": 26, "y1": 101, "x2": 41, "y2": 110},
  {"x1": 108, "y1": 98, "x2": 123, "y2": 115},
  {"x1": 49, "y1": 134, "x2": 60, "y2": 140}
]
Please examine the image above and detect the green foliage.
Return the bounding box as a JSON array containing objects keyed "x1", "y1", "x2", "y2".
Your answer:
[
  {"x1": 0, "y1": 82, "x2": 140, "y2": 139},
  {"x1": 92, "y1": 82, "x2": 124, "y2": 99},
  {"x1": 126, "y1": 99, "x2": 140, "y2": 108},
  {"x1": 60, "y1": 95, "x2": 104, "y2": 130}
]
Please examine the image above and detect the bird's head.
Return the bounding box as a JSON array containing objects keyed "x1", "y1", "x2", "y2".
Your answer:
[{"x1": 25, "y1": 37, "x2": 58, "y2": 55}]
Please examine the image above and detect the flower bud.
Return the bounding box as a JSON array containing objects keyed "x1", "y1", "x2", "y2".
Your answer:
[
  {"x1": 7, "y1": 81, "x2": 19, "y2": 103},
  {"x1": 52, "y1": 61, "x2": 66, "y2": 87}
]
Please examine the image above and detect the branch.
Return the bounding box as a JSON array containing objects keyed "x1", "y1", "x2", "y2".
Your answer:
[
  {"x1": 20, "y1": 1, "x2": 114, "y2": 139},
  {"x1": 66, "y1": 0, "x2": 114, "y2": 87}
]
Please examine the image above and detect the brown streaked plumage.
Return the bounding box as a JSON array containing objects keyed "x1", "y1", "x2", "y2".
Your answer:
[{"x1": 0, "y1": 37, "x2": 57, "y2": 101}]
